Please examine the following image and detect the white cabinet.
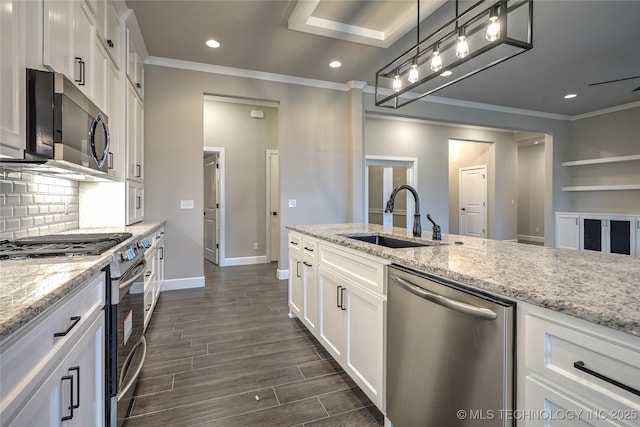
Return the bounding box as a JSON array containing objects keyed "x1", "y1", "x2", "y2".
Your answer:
[
  {"x1": 142, "y1": 226, "x2": 165, "y2": 329},
  {"x1": 555, "y1": 213, "x2": 580, "y2": 251},
  {"x1": 126, "y1": 180, "x2": 144, "y2": 224},
  {"x1": 105, "y1": 58, "x2": 123, "y2": 178},
  {"x1": 517, "y1": 302, "x2": 640, "y2": 427},
  {"x1": 581, "y1": 214, "x2": 636, "y2": 257},
  {"x1": 317, "y1": 264, "x2": 385, "y2": 410},
  {"x1": 0, "y1": 0, "x2": 26, "y2": 158},
  {"x1": 94, "y1": 1, "x2": 122, "y2": 69},
  {"x1": 0, "y1": 272, "x2": 106, "y2": 426},
  {"x1": 126, "y1": 27, "x2": 144, "y2": 98},
  {"x1": 287, "y1": 233, "x2": 318, "y2": 335},
  {"x1": 126, "y1": 83, "x2": 144, "y2": 182}
]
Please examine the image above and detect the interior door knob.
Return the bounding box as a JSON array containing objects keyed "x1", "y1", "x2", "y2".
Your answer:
[{"x1": 461, "y1": 208, "x2": 466, "y2": 211}]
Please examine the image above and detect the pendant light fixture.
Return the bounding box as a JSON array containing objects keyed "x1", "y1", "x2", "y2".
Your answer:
[{"x1": 375, "y1": 0, "x2": 533, "y2": 109}]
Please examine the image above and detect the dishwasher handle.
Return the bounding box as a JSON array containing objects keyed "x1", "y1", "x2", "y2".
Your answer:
[{"x1": 390, "y1": 275, "x2": 498, "y2": 320}]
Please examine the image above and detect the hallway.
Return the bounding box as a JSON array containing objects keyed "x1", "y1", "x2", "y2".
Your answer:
[{"x1": 125, "y1": 261, "x2": 383, "y2": 426}]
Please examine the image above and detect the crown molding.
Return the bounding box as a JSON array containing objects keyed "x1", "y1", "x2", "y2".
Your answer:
[{"x1": 571, "y1": 100, "x2": 640, "y2": 121}]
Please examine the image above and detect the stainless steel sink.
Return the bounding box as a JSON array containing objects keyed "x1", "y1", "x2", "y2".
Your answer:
[{"x1": 341, "y1": 233, "x2": 444, "y2": 249}]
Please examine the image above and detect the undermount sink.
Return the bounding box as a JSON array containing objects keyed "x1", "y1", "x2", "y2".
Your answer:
[{"x1": 341, "y1": 233, "x2": 445, "y2": 249}]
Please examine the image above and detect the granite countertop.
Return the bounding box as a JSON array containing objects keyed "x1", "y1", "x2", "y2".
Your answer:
[
  {"x1": 287, "y1": 223, "x2": 640, "y2": 337},
  {"x1": 0, "y1": 221, "x2": 165, "y2": 342}
]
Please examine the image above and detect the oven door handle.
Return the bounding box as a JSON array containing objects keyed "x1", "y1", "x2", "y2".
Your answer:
[
  {"x1": 117, "y1": 336, "x2": 147, "y2": 400},
  {"x1": 119, "y1": 259, "x2": 147, "y2": 290}
]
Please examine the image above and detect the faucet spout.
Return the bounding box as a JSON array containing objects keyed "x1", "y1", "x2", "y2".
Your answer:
[{"x1": 384, "y1": 185, "x2": 422, "y2": 237}]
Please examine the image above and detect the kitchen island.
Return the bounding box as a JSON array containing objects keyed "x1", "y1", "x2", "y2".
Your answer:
[{"x1": 287, "y1": 223, "x2": 640, "y2": 337}]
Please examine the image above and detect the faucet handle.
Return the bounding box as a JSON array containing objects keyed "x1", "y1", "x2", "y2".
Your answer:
[{"x1": 426, "y1": 214, "x2": 442, "y2": 240}]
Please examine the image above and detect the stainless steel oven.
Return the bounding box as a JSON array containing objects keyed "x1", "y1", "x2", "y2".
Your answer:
[{"x1": 107, "y1": 245, "x2": 147, "y2": 427}]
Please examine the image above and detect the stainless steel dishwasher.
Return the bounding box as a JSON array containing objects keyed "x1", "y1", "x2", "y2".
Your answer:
[{"x1": 387, "y1": 264, "x2": 515, "y2": 427}]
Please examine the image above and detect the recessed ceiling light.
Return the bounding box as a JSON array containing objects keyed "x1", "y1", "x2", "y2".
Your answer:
[
  {"x1": 329, "y1": 61, "x2": 342, "y2": 68},
  {"x1": 564, "y1": 93, "x2": 577, "y2": 99},
  {"x1": 440, "y1": 70, "x2": 453, "y2": 77},
  {"x1": 206, "y1": 39, "x2": 221, "y2": 48}
]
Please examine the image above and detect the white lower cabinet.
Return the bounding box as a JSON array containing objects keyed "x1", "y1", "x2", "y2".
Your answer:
[
  {"x1": 556, "y1": 213, "x2": 580, "y2": 250},
  {"x1": 288, "y1": 250, "x2": 304, "y2": 320},
  {"x1": 287, "y1": 233, "x2": 318, "y2": 335},
  {"x1": 0, "y1": 272, "x2": 106, "y2": 426},
  {"x1": 126, "y1": 180, "x2": 144, "y2": 224},
  {"x1": 556, "y1": 212, "x2": 639, "y2": 257},
  {"x1": 317, "y1": 265, "x2": 385, "y2": 410},
  {"x1": 517, "y1": 302, "x2": 640, "y2": 427}
]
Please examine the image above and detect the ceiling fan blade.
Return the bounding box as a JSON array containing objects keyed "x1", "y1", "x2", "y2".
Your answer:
[
  {"x1": 634, "y1": 86, "x2": 640, "y2": 92},
  {"x1": 588, "y1": 75, "x2": 640, "y2": 87}
]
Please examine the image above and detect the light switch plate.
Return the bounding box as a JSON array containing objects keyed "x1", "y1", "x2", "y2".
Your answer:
[
  {"x1": 180, "y1": 200, "x2": 195, "y2": 209},
  {"x1": 288, "y1": 199, "x2": 297, "y2": 208}
]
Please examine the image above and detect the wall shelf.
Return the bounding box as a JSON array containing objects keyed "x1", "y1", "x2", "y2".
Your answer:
[
  {"x1": 561, "y1": 154, "x2": 640, "y2": 167},
  {"x1": 562, "y1": 184, "x2": 640, "y2": 192}
]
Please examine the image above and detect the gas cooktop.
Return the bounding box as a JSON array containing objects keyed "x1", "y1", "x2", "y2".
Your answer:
[{"x1": 0, "y1": 233, "x2": 132, "y2": 259}]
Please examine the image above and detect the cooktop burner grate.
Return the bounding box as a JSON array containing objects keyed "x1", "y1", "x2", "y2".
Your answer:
[{"x1": 0, "y1": 233, "x2": 132, "y2": 259}]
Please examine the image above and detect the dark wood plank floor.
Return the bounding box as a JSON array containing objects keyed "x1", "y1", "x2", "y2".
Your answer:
[{"x1": 125, "y1": 261, "x2": 384, "y2": 427}]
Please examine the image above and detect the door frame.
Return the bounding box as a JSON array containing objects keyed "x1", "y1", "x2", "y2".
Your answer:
[
  {"x1": 204, "y1": 146, "x2": 226, "y2": 266},
  {"x1": 364, "y1": 156, "x2": 418, "y2": 227},
  {"x1": 459, "y1": 165, "x2": 487, "y2": 238},
  {"x1": 266, "y1": 149, "x2": 279, "y2": 263}
]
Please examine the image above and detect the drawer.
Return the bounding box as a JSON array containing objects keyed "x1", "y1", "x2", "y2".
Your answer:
[
  {"x1": 524, "y1": 309, "x2": 640, "y2": 408},
  {"x1": 288, "y1": 232, "x2": 302, "y2": 253},
  {"x1": 318, "y1": 242, "x2": 387, "y2": 295},
  {"x1": 0, "y1": 272, "x2": 105, "y2": 418},
  {"x1": 302, "y1": 237, "x2": 318, "y2": 259}
]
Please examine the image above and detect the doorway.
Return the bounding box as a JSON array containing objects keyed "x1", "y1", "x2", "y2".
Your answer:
[
  {"x1": 459, "y1": 165, "x2": 488, "y2": 238},
  {"x1": 365, "y1": 156, "x2": 417, "y2": 227},
  {"x1": 266, "y1": 150, "x2": 280, "y2": 262}
]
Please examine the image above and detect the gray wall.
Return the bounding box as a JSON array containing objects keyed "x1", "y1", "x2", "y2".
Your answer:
[
  {"x1": 566, "y1": 106, "x2": 640, "y2": 214},
  {"x1": 203, "y1": 100, "x2": 278, "y2": 259},
  {"x1": 143, "y1": 65, "x2": 351, "y2": 279},
  {"x1": 517, "y1": 143, "x2": 546, "y2": 238}
]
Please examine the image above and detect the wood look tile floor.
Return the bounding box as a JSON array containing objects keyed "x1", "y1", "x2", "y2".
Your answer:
[{"x1": 125, "y1": 261, "x2": 384, "y2": 427}]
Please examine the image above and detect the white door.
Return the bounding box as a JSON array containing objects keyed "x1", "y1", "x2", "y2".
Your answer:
[
  {"x1": 365, "y1": 157, "x2": 417, "y2": 228},
  {"x1": 267, "y1": 151, "x2": 280, "y2": 262},
  {"x1": 459, "y1": 166, "x2": 487, "y2": 238},
  {"x1": 204, "y1": 154, "x2": 219, "y2": 264}
]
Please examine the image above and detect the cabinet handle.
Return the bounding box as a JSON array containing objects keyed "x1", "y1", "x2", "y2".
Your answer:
[
  {"x1": 145, "y1": 271, "x2": 152, "y2": 277},
  {"x1": 136, "y1": 82, "x2": 141, "y2": 89},
  {"x1": 54, "y1": 316, "x2": 81, "y2": 338},
  {"x1": 575, "y1": 217, "x2": 579, "y2": 226},
  {"x1": 296, "y1": 261, "x2": 301, "y2": 278},
  {"x1": 159, "y1": 247, "x2": 164, "y2": 260},
  {"x1": 573, "y1": 361, "x2": 640, "y2": 397},
  {"x1": 146, "y1": 303, "x2": 152, "y2": 312},
  {"x1": 303, "y1": 261, "x2": 312, "y2": 267},
  {"x1": 108, "y1": 152, "x2": 114, "y2": 169},
  {"x1": 136, "y1": 164, "x2": 141, "y2": 178},
  {"x1": 68, "y1": 366, "x2": 80, "y2": 410},
  {"x1": 304, "y1": 247, "x2": 314, "y2": 252},
  {"x1": 336, "y1": 286, "x2": 342, "y2": 309},
  {"x1": 61, "y1": 374, "x2": 75, "y2": 421},
  {"x1": 290, "y1": 241, "x2": 298, "y2": 246},
  {"x1": 136, "y1": 196, "x2": 141, "y2": 210},
  {"x1": 107, "y1": 39, "x2": 114, "y2": 48},
  {"x1": 340, "y1": 287, "x2": 347, "y2": 311}
]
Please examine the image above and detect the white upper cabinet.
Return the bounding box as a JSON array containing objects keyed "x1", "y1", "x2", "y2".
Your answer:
[
  {"x1": 94, "y1": 0, "x2": 122, "y2": 69},
  {"x1": 0, "y1": 0, "x2": 26, "y2": 158},
  {"x1": 126, "y1": 27, "x2": 144, "y2": 98}
]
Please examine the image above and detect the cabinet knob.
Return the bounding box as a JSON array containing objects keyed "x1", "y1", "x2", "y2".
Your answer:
[{"x1": 107, "y1": 39, "x2": 114, "y2": 48}]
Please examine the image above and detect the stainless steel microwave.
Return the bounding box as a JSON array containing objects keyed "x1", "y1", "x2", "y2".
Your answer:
[{"x1": 1, "y1": 69, "x2": 111, "y2": 176}]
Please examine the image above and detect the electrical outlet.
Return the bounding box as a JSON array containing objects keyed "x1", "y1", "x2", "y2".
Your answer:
[
  {"x1": 288, "y1": 199, "x2": 297, "y2": 208},
  {"x1": 535, "y1": 227, "x2": 540, "y2": 233},
  {"x1": 253, "y1": 242, "x2": 259, "y2": 250},
  {"x1": 180, "y1": 200, "x2": 195, "y2": 209}
]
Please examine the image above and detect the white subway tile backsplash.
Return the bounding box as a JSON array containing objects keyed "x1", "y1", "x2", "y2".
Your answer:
[{"x1": 0, "y1": 168, "x2": 79, "y2": 240}]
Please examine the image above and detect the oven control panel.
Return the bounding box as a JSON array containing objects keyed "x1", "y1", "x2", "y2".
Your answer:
[{"x1": 117, "y1": 243, "x2": 139, "y2": 263}]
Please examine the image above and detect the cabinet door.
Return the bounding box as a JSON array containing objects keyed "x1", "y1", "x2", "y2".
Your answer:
[
  {"x1": 64, "y1": 314, "x2": 105, "y2": 427},
  {"x1": 93, "y1": 41, "x2": 108, "y2": 110},
  {"x1": 72, "y1": 0, "x2": 94, "y2": 97},
  {"x1": 126, "y1": 84, "x2": 144, "y2": 181},
  {"x1": 344, "y1": 285, "x2": 384, "y2": 410},
  {"x1": 106, "y1": 60, "x2": 122, "y2": 178},
  {"x1": 288, "y1": 252, "x2": 303, "y2": 319},
  {"x1": 302, "y1": 260, "x2": 318, "y2": 334},
  {"x1": 317, "y1": 267, "x2": 346, "y2": 360},
  {"x1": 104, "y1": 3, "x2": 121, "y2": 68},
  {"x1": 43, "y1": 0, "x2": 73, "y2": 78},
  {"x1": 0, "y1": 0, "x2": 26, "y2": 158},
  {"x1": 581, "y1": 215, "x2": 607, "y2": 253},
  {"x1": 126, "y1": 180, "x2": 144, "y2": 225},
  {"x1": 607, "y1": 216, "x2": 635, "y2": 257},
  {"x1": 555, "y1": 213, "x2": 580, "y2": 250}
]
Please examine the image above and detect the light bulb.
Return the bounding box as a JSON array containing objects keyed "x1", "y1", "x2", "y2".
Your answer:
[
  {"x1": 392, "y1": 75, "x2": 402, "y2": 92},
  {"x1": 430, "y1": 51, "x2": 442, "y2": 72},
  {"x1": 408, "y1": 64, "x2": 419, "y2": 84},
  {"x1": 456, "y1": 29, "x2": 469, "y2": 58},
  {"x1": 486, "y1": 16, "x2": 500, "y2": 41}
]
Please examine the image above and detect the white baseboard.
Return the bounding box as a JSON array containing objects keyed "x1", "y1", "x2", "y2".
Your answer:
[
  {"x1": 517, "y1": 234, "x2": 545, "y2": 243},
  {"x1": 277, "y1": 269, "x2": 289, "y2": 280},
  {"x1": 162, "y1": 276, "x2": 205, "y2": 291},
  {"x1": 224, "y1": 255, "x2": 268, "y2": 266}
]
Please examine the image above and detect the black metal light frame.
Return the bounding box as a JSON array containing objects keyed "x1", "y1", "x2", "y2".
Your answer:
[{"x1": 375, "y1": 0, "x2": 533, "y2": 109}]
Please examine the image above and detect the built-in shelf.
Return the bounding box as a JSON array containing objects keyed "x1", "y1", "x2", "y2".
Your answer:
[
  {"x1": 562, "y1": 184, "x2": 640, "y2": 192},
  {"x1": 562, "y1": 154, "x2": 640, "y2": 167}
]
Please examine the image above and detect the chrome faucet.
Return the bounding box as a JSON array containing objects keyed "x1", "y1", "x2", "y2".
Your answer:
[{"x1": 384, "y1": 185, "x2": 422, "y2": 237}]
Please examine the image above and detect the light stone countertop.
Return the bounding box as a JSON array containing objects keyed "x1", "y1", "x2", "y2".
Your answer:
[
  {"x1": 0, "y1": 221, "x2": 165, "y2": 342},
  {"x1": 287, "y1": 223, "x2": 640, "y2": 337}
]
